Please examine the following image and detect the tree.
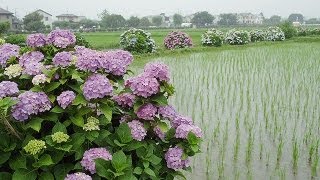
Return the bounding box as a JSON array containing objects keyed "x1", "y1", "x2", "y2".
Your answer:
[
  {"x1": 173, "y1": 14, "x2": 183, "y2": 27},
  {"x1": 191, "y1": 11, "x2": 214, "y2": 27},
  {"x1": 305, "y1": 18, "x2": 320, "y2": 24},
  {"x1": 288, "y1": 13, "x2": 304, "y2": 23},
  {"x1": 101, "y1": 14, "x2": 126, "y2": 28},
  {"x1": 152, "y1": 16, "x2": 163, "y2": 26},
  {"x1": 279, "y1": 21, "x2": 297, "y2": 39},
  {"x1": 79, "y1": 19, "x2": 98, "y2": 28},
  {"x1": 23, "y1": 12, "x2": 46, "y2": 32},
  {"x1": 127, "y1": 16, "x2": 140, "y2": 28},
  {"x1": 0, "y1": 21, "x2": 10, "y2": 34},
  {"x1": 218, "y1": 13, "x2": 238, "y2": 26},
  {"x1": 139, "y1": 17, "x2": 151, "y2": 27},
  {"x1": 52, "y1": 21, "x2": 79, "y2": 29},
  {"x1": 264, "y1": 15, "x2": 282, "y2": 25}
]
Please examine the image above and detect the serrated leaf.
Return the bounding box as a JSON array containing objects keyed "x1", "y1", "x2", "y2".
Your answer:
[
  {"x1": 32, "y1": 154, "x2": 54, "y2": 167},
  {"x1": 9, "y1": 154, "x2": 25, "y2": 170},
  {"x1": 45, "y1": 82, "x2": 60, "y2": 92},
  {"x1": 151, "y1": 94, "x2": 168, "y2": 106},
  {"x1": 116, "y1": 123, "x2": 133, "y2": 144},
  {"x1": 144, "y1": 168, "x2": 156, "y2": 177},
  {"x1": 70, "y1": 115, "x2": 84, "y2": 127},
  {"x1": 51, "y1": 106, "x2": 64, "y2": 113},
  {"x1": 12, "y1": 169, "x2": 37, "y2": 180},
  {"x1": 100, "y1": 103, "x2": 112, "y2": 123},
  {"x1": 52, "y1": 122, "x2": 67, "y2": 134},
  {"x1": 112, "y1": 150, "x2": 128, "y2": 172},
  {"x1": 25, "y1": 118, "x2": 43, "y2": 132}
]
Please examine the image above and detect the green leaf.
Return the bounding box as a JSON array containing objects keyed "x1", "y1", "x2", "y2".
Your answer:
[
  {"x1": 187, "y1": 132, "x2": 200, "y2": 145},
  {"x1": 147, "y1": 155, "x2": 162, "y2": 165},
  {"x1": 165, "y1": 128, "x2": 176, "y2": 140},
  {"x1": 133, "y1": 167, "x2": 143, "y2": 175},
  {"x1": 32, "y1": 154, "x2": 54, "y2": 168},
  {"x1": 151, "y1": 94, "x2": 168, "y2": 106},
  {"x1": 0, "y1": 172, "x2": 12, "y2": 180},
  {"x1": 12, "y1": 169, "x2": 37, "y2": 180},
  {"x1": 116, "y1": 123, "x2": 133, "y2": 144},
  {"x1": 9, "y1": 154, "x2": 26, "y2": 170},
  {"x1": 143, "y1": 161, "x2": 149, "y2": 168},
  {"x1": 45, "y1": 82, "x2": 61, "y2": 92},
  {"x1": 71, "y1": 133, "x2": 85, "y2": 151},
  {"x1": 114, "y1": 139, "x2": 126, "y2": 147},
  {"x1": 53, "y1": 164, "x2": 74, "y2": 180},
  {"x1": 133, "y1": 100, "x2": 143, "y2": 113},
  {"x1": 0, "y1": 152, "x2": 10, "y2": 165},
  {"x1": 52, "y1": 122, "x2": 67, "y2": 134},
  {"x1": 71, "y1": 71, "x2": 84, "y2": 82},
  {"x1": 72, "y1": 94, "x2": 87, "y2": 106},
  {"x1": 95, "y1": 159, "x2": 113, "y2": 179},
  {"x1": 51, "y1": 106, "x2": 64, "y2": 113},
  {"x1": 70, "y1": 115, "x2": 84, "y2": 127},
  {"x1": 144, "y1": 168, "x2": 156, "y2": 177},
  {"x1": 124, "y1": 141, "x2": 145, "y2": 151},
  {"x1": 19, "y1": 74, "x2": 32, "y2": 80},
  {"x1": 39, "y1": 172, "x2": 54, "y2": 180},
  {"x1": 100, "y1": 103, "x2": 112, "y2": 123},
  {"x1": 86, "y1": 131, "x2": 100, "y2": 142},
  {"x1": 25, "y1": 117, "x2": 43, "y2": 132},
  {"x1": 112, "y1": 151, "x2": 128, "y2": 173}
]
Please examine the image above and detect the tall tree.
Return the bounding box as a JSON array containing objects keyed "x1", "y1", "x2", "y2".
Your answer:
[
  {"x1": 218, "y1": 13, "x2": 238, "y2": 26},
  {"x1": 23, "y1": 12, "x2": 45, "y2": 32},
  {"x1": 264, "y1": 15, "x2": 282, "y2": 25},
  {"x1": 152, "y1": 16, "x2": 163, "y2": 26},
  {"x1": 191, "y1": 11, "x2": 214, "y2": 27},
  {"x1": 288, "y1": 13, "x2": 304, "y2": 23},
  {"x1": 127, "y1": 16, "x2": 140, "y2": 28},
  {"x1": 79, "y1": 19, "x2": 98, "y2": 28},
  {"x1": 139, "y1": 17, "x2": 151, "y2": 27},
  {"x1": 101, "y1": 14, "x2": 126, "y2": 28},
  {"x1": 0, "y1": 22, "x2": 10, "y2": 34},
  {"x1": 305, "y1": 18, "x2": 320, "y2": 24},
  {"x1": 173, "y1": 14, "x2": 183, "y2": 27}
]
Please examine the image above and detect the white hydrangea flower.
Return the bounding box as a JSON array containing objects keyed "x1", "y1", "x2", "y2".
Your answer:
[
  {"x1": 0, "y1": 38, "x2": 5, "y2": 45},
  {"x1": 4, "y1": 64, "x2": 23, "y2": 79},
  {"x1": 32, "y1": 74, "x2": 48, "y2": 85}
]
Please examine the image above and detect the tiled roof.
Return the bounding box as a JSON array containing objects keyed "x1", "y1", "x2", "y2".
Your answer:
[{"x1": 0, "y1": 7, "x2": 13, "y2": 15}]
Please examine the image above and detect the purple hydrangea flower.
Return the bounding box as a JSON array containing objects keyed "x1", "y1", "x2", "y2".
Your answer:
[
  {"x1": 125, "y1": 74, "x2": 159, "y2": 98},
  {"x1": 57, "y1": 91, "x2": 76, "y2": 109},
  {"x1": 75, "y1": 47, "x2": 101, "y2": 72},
  {"x1": 175, "y1": 124, "x2": 203, "y2": 139},
  {"x1": 11, "y1": 91, "x2": 51, "y2": 121},
  {"x1": 19, "y1": 51, "x2": 44, "y2": 76},
  {"x1": 27, "y1": 33, "x2": 47, "y2": 47},
  {"x1": 158, "y1": 105, "x2": 177, "y2": 120},
  {"x1": 83, "y1": 74, "x2": 113, "y2": 101},
  {"x1": 101, "y1": 50, "x2": 133, "y2": 76},
  {"x1": 53, "y1": 51, "x2": 73, "y2": 67},
  {"x1": 112, "y1": 93, "x2": 135, "y2": 108},
  {"x1": 47, "y1": 30, "x2": 76, "y2": 48},
  {"x1": 0, "y1": 81, "x2": 19, "y2": 98},
  {"x1": 154, "y1": 126, "x2": 165, "y2": 140},
  {"x1": 0, "y1": 43, "x2": 20, "y2": 67},
  {"x1": 80, "y1": 148, "x2": 112, "y2": 174},
  {"x1": 171, "y1": 115, "x2": 193, "y2": 128},
  {"x1": 165, "y1": 146, "x2": 190, "y2": 170},
  {"x1": 23, "y1": 61, "x2": 44, "y2": 76},
  {"x1": 144, "y1": 62, "x2": 170, "y2": 82},
  {"x1": 136, "y1": 103, "x2": 157, "y2": 120},
  {"x1": 164, "y1": 31, "x2": 193, "y2": 50},
  {"x1": 65, "y1": 172, "x2": 92, "y2": 180},
  {"x1": 127, "y1": 120, "x2": 147, "y2": 141}
]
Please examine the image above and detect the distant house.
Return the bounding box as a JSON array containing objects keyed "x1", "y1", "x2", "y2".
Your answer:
[
  {"x1": 12, "y1": 16, "x2": 23, "y2": 30},
  {"x1": 56, "y1": 14, "x2": 85, "y2": 22},
  {"x1": 34, "y1": 9, "x2": 53, "y2": 28},
  {"x1": 237, "y1": 13, "x2": 264, "y2": 25},
  {"x1": 0, "y1": 7, "x2": 14, "y2": 29}
]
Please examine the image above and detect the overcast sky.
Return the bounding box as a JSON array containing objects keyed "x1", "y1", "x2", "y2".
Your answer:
[{"x1": 1, "y1": 0, "x2": 319, "y2": 20}]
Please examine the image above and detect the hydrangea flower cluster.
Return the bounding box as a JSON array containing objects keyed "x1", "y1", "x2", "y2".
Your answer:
[
  {"x1": 0, "y1": 43, "x2": 20, "y2": 67},
  {"x1": 26, "y1": 33, "x2": 47, "y2": 47},
  {"x1": 250, "y1": 29, "x2": 266, "y2": 42},
  {"x1": 65, "y1": 172, "x2": 92, "y2": 180},
  {"x1": 153, "y1": 126, "x2": 165, "y2": 140},
  {"x1": 127, "y1": 120, "x2": 147, "y2": 141},
  {"x1": 144, "y1": 62, "x2": 170, "y2": 82},
  {"x1": 52, "y1": 132, "x2": 70, "y2": 143},
  {"x1": 158, "y1": 105, "x2": 177, "y2": 120},
  {"x1": 53, "y1": 51, "x2": 73, "y2": 67},
  {"x1": 164, "y1": 31, "x2": 193, "y2": 50},
  {"x1": 125, "y1": 74, "x2": 159, "y2": 98},
  {"x1": 0, "y1": 38, "x2": 5, "y2": 45},
  {"x1": 23, "y1": 139, "x2": 46, "y2": 155},
  {"x1": 32, "y1": 74, "x2": 48, "y2": 85},
  {"x1": 83, "y1": 117, "x2": 100, "y2": 131},
  {"x1": 57, "y1": 91, "x2": 76, "y2": 109},
  {"x1": 19, "y1": 51, "x2": 45, "y2": 76},
  {"x1": 80, "y1": 148, "x2": 112, "y2": 174},
  {"x1": 136, "y1": 103, "x2": 157, "y2": 120},
  {"x1": 47, "y1": 30, "x2": 76, "y2": 48},
  {"x1": 201, "y1": 28, "x2": 224, "y2": 47},
  {"x1": 11, "y1": 91, "x2": 52, "y2": 121},
  {"x1": 266, "y1": 27, "x2": 285, "y2": 41},
  {"x1": 83, "y1": 74, "x2": 113, "y2": 101},
  {"x1": 120, "y1": 28, "x2": 156, "y2": 53},
  {"x1": 225, "y1": 29, "x2": 250, "y2": 45},
  {"x1": 165, "y1": 146, "x2": 190, "y2": 170},
  {"x1": 0, "y1": 81, "x2": 19, "y2": 98},
  {"x1": 175, "y1": 124, "x2": 203, "y2": 139},
  {"x1": 113, "y1": 93, "x2": 135, "y2": 108},
  {"x1": 4, "y1": 64, "x2": 23, "y2": 79}
]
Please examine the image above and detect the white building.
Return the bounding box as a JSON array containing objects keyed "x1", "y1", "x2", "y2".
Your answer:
[
  {"x1": 237, "y1": 13, "x2": 264, "y2": 25},
  {"x1": 56, "y1": 14, "x2": 85, "y2": 22},
  {"x1": 34, "y1": 9, "x2": 53, "y2": 28}
]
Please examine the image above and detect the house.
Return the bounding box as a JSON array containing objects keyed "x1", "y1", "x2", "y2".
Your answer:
[
  {"x1": 12, "y1": 16, "x2": 23, "y2": 30},
  {"x1": 56, "y1": 14, "x2": 85, "y2": 22},
  {"x1": 34, "y1": 9, "x2": 53, "y2": 28},
  {"x1": 237, "y1": 13, "x2": 264, "y2": 25},
  {"x1": 0, "y1": 7, "x2": 14, "y2": 29}
]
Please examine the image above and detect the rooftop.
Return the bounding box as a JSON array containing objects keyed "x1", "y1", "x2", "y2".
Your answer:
[
  {"x1": 56, "y1": 14, "x2": 78, "y2": 17},
  {"x1": 0, "y1": 7, "x2": 13, "y2": 15}
]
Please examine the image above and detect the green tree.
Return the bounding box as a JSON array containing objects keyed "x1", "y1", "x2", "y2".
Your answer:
[
  {"x1": 127, "y1": 16, "x2": 140, "y2": 28},
  {"x1": 79, "y1": 19, "x2": 98, "y2": 28},
  {"x1": 101, "y1": 14, "x2": 126, "y2": 28},
  {"x1": 218, "y1": 13, "x2": 238, "y2": 26},
  {"x1": 279, "y1": 21, "x2": 297, "y2": 39},
  {"x1": 173, "y1": 14, "x2": 183, "y2": 27},
  {"x1": 23, "y1": 12, "x2": 46, "y2": 32},
  {"x1": 288, "y1": 13, "x2": 304, "y2": 23},
  {"x1": 0, "y1": 21, "x2": 10, "y2": 34},
  {"x1": 152, "y1": 16, "x2": 163, "y2": 26},
  {"x1": 264, "y1": 15, "x2": 282, "y2": 25},
  {"x1": 305, "y1": 18, "x2": 320, "y2": 24},
  {"x1": 191, "y1": 11, "x2": 214, "y2": 27},
  {"x1": 139, "y1": 17, "x2": 151, "y2": 27}
]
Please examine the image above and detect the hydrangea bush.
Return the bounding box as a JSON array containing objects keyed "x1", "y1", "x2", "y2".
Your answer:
[
  {"x1": 249, "y1": 29, "x2": 266, "y2": 42},
  {"x1": 265, "y1": 27, "x2": 285, "y2": 41},
  {"x1": 225, "y1": 29, "x2": 250, "y2": 45},
  {"x1": 0, "y1": 30, "x2": 202, "y2": 180},
  {"x1": 164, "y1": 31, "x2": 193, "y2": 50},
  {"x1": 120, "y1": 28, "x2": 156, "y2": 54},
  {"x1": 201, "y1": 28, "x2": 224, "y2": 47},
  {"x1": 0, "y1": 38, "x2": 5, "y2": 45}
]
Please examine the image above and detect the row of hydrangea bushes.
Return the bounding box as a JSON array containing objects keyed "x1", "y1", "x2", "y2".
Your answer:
[{"x1": 0, "y1": 30, "x2": 203, "y2": 179}]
